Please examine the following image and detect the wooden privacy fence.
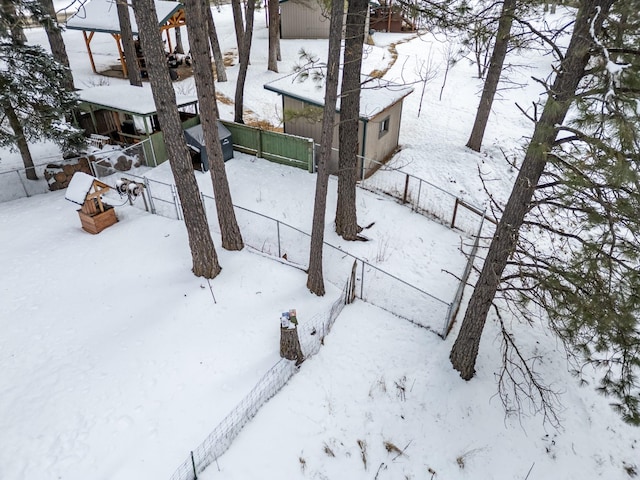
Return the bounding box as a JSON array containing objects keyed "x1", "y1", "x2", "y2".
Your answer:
[{"x1": 220, "y1": 121, "x2": 314, "y2": 172}]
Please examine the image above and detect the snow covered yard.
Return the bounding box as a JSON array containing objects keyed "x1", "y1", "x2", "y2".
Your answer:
[
  {"x1": 0, "y1": 190, "x2": 341, "y2": 479},
  {"x1": 1, "y1": 2, "x2": 640, "y2": 479}
]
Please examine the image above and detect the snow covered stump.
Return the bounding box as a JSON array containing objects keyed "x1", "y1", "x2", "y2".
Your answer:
[
  {"x1": 65, "y1": 172, "x2": 118, "y2": 234},
  {"x1": 280, "y1": 309, "x2": 304, "y2": 366}
]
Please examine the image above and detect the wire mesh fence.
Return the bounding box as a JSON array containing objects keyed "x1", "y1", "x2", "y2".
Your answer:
[
  {"x1": 359, "y1": 159, "x2": 494, "y2": 236},
  {"x1": 0, "y1": 163, "x2": 54, "y2": 202},
  {"x1": 169, "y1": 281, "x2": 350, "y2": 480},
  {"x1": 5, "y1": 144, "x2": 490, "y2": 479}
]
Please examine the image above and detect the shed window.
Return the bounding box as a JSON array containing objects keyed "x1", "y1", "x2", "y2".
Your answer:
[{"x1": 379, "y1": 117, "x2": 390, "y2": 137}]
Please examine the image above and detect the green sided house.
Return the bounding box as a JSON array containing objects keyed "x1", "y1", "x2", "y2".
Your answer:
[
  {"x1": 264, "y1": 74, "x2": 413, "y2": 177},
  {"x1": 74, "y1": 84, "x2": 232, "y2": 172}
]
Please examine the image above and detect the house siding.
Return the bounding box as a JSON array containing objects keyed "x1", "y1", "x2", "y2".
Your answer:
[
  {"x1": 280, "y1": 0, "x2": 331, "y2": 39},
  {"x1": 362, "y1": 101, "x2": 403, "y2": 169},
  {"x1": 282, "y1": 95, "x2": 406, "y2": 176}
]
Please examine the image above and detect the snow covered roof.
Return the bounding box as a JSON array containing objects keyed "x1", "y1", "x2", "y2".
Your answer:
[
  {"x1": 78, "y1": 85, "x2": 198, "y2": 116},
  {"x1": 65, "y1": 0, "x2": 183, "y2": 35},
  {"x1": 264, "y1": 73, "x2": 414, "y2": 120},
  {"x1": 65, "y1": 172, "x2": 98, "y2": 205}
]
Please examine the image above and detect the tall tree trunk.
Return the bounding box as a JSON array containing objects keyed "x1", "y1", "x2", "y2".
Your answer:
[
  {"x1": 465, "y1": 0, "x2": 515, "y2": 152},
  {"x1": 307, "y1": 0, "x2": 344, "y2": 296},
  {"x1": 267, "y1": 0, "x2": 279, "y2": 72},
  {"x1": 1, "y1": 0, "x2": 27, "y2": 43},
  {"x1": 116, "y1": 0, "x2": 142, "y2": 86},
  {"x1": 450, "y1": 0, "x2": 616, "y2": 380},
  {"x1": 205, "y1": 5, "x2": 227, "y2": 82},
  {"x1": 40, "y1": 0, "x2": 75, "y2": 91},
  {"x1": 234, "y1": 0, "x2": 255, "y2": 123},
  {"x1": 335, "y1": 0, "x2": 367, "y2": 240},
  {"x1": 132, "y1": 0, "x2": 221, "y2": 279},
  {"x1": 174, "y1": 26, "x2": 185, "y2": 54},
  {"x1": 185, "y1": 0, "x2": 244, "y2": 251},
  {"x1": 5, "y1": 102, "x2": 37, "y2": 180},
  {"x1": 231, "y1": 0, "x2": 244, "y2": 57},
  {"x1": 2, "y1": 0, "x2": 34, "y2": 178}
]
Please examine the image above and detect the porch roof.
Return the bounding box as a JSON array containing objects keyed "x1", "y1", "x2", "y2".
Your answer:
[
  {"x1": 65, "y1": 0, "x2": 182, "y2": 35},
  {"x1": 77, "y1": 85, "x2": 198, "y2": 116}
]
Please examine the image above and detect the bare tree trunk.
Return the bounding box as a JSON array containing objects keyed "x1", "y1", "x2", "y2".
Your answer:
[
  {"x1": 234, "y1": 0, "x2": 255, "y2": 123},
  {"x1": 39, "y1": 0, "x2": 75, "y2": 91},
  {"x1": 174, "y1": 26, "x2": 185, "y2": 54},
  {"x1": 185, "y1": 0, "x2": 244, "y2": 251},
  {"x1": 267, "y1": 0, "x2": 279, "y2": 72},
  {"x1": 335, "y1": 0, "x2": 367, "y2": 240},
  {"x1": 465, "y1": 0, "x2": 515, "y2": 152},
  {"x1": 205, "y1": 4, "x2": 227, "y2": 82},
  {"x1": 5, "y1": 102, "x2": 37, "y2": 180},
  {"x1": 450, "y1": 0, "x2": 615, "y2": 380},
  {"x1": 1, "y1": 0, "x2": 27, "y2": 43},
  {"x1": 231, "y1": 0, "x2": 244, "y2": 57},
  {"x1": 116, "y1": 0, "x2": 142, "y2": 86},
  {"x1": 307, "y1": 0, "x2": 344, "y2": 296},
  {"x1": 132, "y1": 0, "x2": 221, "y2": 279}
]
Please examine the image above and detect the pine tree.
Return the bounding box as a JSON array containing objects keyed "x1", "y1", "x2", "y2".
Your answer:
[
  {"x1": 465, "y1": 0, "x2": 516, "y2": 152},
  {"x1": 184, "y1": 0, "x2": 244, "y2": 251},
  {"x1": 335, "y1": 0, "x2": 367, "y2": 241},
  {"x1": 267, "y1": 0, "x2": 279, "y2": 72},
  {"x1": 39, "y1": 0, "x2": 75, "y2": 91},
  {"x1": 307, "y1": 0, "x2": 344, "y2": 296},
  {"x1": 1, "y1": 0, "x2": 84, "y2": 179},
  {"x1": 500, "y1": 0, "x2": 640, "y2": 423},
  {"x1": 450, "y1": 0, "x2": 616, "y2": 380},
  {"x1": 116, "y1": 0, "x2": 142, "y2": 86},
  {"x1": 233, "y1": 0, "x2": 255, "y2": 123},
  {"x1": 132, "y1": 0, "x2": 221, "y2": 279},
  {"x1": 205, "y1": 5, "x2": 227, "y2": 82}
]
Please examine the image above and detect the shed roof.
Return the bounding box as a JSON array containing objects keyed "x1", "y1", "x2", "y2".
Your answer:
[
  {"x1": 78, "y1": 85, "x2": 198, "y2": 116},
  {"x1": 264, "y1": 73, "x2": 414, "y2": 120},
  {"x1": 66, "y1": 0, "x2": 182, "y2": 34}
]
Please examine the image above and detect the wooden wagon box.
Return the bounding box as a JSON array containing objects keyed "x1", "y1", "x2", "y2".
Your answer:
[{"x1": 78, "y1": 206, "x2": 118, "y2": 234}]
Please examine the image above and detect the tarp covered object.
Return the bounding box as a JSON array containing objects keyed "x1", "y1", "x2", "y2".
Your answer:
[{"x1": 184, "y1": 122, "x2": 233, "y2": 172}]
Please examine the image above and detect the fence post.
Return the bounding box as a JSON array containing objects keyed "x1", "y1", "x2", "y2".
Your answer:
[
  {"x1": 171, "y1": 184, "x2": 182, "y2": 220},
  {"x1": 15, "y1": 170, "x2": 29, "y2": 197},
  {"x1": 360, "y1": 260, "x2": 365, "y2": 299},
  {"x1": 415, "y1": 179, "x2": 422, "y2": 212},
  {"x1": 402, "y1": 174, "x2": 410, "y2": 204},
  {"x1": 451, "y1": 197, "x2": 459, "y2": 229},
  {"x1": 143, "y1": 177, "x2": 156, "y2": 214},
  {"x1": 308, "y1": 139, "x2": 314, "y2": 173},
  {"x1": 257, "y1": 129, "x2": 263, "y2": 158},
  {"x1": 190, "y1": 451, "x2": 198, "y2": 480},
  {"x1": 147, "y1": 137, "x2": 158, "y2": 167},
  {"x1": 276, "y1": 220, "x2": 281, "y2": 258}
]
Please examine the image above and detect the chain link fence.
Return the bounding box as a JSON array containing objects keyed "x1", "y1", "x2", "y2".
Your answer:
[
  {"x1": 360, "y1": 158, "x2": 496, "y2": 236},
  {"x1": 200, "y1": 194, "x2": 453, "y2": 336},
  {"x1": 4, "y1": 144, "x2": 489, "y2": 479},
  {"x1": 0, "y1": 156, "x2": 63, "y2": 203}
]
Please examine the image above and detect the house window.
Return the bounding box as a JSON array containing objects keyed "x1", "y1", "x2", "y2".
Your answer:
[{"x1": 379, "y1": 116, "x2": 390, "y2": 138}]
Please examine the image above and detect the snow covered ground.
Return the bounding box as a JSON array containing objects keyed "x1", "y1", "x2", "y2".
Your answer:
[{"x1": 1, "y1": 2, "x2": 639, "y2": 480}]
